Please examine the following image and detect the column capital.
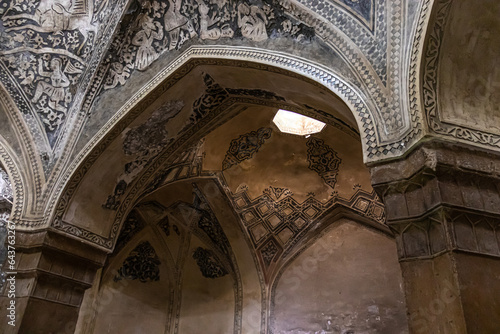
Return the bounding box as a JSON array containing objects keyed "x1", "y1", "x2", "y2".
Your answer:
[
  {"x1": 1, "y1": 229, "x2": 108, "y2": 333},
  {"x1": 369, "y1": 141, "x2": 500, "y2": 261}
]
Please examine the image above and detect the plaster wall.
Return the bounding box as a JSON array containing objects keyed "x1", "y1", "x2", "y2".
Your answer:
[
  {"x1": 438, "y1": 0, "x2": 500, "y2": 134},
  {"x1": 177, "y1": 236, "x2": 236, "y2": 334},
  {"x1": 90, "y1": 236, "x2": 173, "y2": 334},
  {"x1": 272, "y1": 219, "x2": 408, "y2": 334}
]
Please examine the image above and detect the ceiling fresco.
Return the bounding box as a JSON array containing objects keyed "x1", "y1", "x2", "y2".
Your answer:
[
  {"x1": 102, "y1": 102, "x2": 387, "y2": 286},
  {"x1": 0, "y1": 0, "x2": 127, "y2": 150},
  {"x1": 1, "y1": 0, "x2": 497, "y2": 307},
  {"x1": 0, "y1": 0, "x2": 446, "y2": 231}
]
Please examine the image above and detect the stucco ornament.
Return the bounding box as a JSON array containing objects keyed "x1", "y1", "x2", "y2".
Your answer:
[
  {"x1": 0, "y1": 167, "x2": 13, "y2": 207},
  {"x1": 0, "y1": 0, "x2": 111, "y2": 145},
  {"x1": 114, "y1": 241, "x2": 161, "y2": 282},
  {"x1": 102, "y1": 0, "x2": 314, "y2": 90}
]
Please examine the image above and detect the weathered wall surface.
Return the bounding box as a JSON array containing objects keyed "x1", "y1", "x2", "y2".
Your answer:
[
  {"x1": 77, "y1": 219, "x2": 408, "y2": 334},
  {"x1": 438, "y1": 0, "x2": 500, "y2": 134},
  {"x1": 177, "y1": 235, "x2": 236, "y2": 334},
  {"x1": 88, "y1": 237, "x2": 173, "y2": 334},
  {"x1": 271, "y1": 219, "x2": 408, "y2": 334}
]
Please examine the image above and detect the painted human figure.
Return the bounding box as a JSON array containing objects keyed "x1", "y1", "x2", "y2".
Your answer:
[
  {"x1": 3, "y1": 0, "x2": 97, "y2": 49},
  {"x1": 163, "y1": 0, "x2": 196, "y2": 50},
  {"x1": 104, "y1": 62, "x2": 132, "y2": 89},
  {"x1": 32, "y1": 58, "x2": 70, "y2": 112},
  {"x1": 237, "y1": 3, "x2": 268, "y2": 42},
  {"x1": 132, "y1": 15, "x2": 164, "y2": 71}
]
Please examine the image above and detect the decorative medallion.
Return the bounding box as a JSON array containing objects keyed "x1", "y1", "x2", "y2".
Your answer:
[
  {"x1": 259, "y1": 238, "x2": 281, "y2": 267},
  {"x1": 192, "y1": 247, "x2": 228, "y2": 279},
  {"x1": 306, "y1": 137, "x2": 342, "y2": 188},
  {"x1": 222, "y1": 127, "x2": 272, "y2": 170},
  {"x1": 114, "y1": 241, "x2": 161, "y2": 283}
]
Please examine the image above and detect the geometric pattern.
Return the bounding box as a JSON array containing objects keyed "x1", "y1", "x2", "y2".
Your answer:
[
  {"x1": 330, "y1": 0, "x2": 375, "y2": 30},
  {"x1": 229, "y1": 185, "x2": 386, "y2": 277}
]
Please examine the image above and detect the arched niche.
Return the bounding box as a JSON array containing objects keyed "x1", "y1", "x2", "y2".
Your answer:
[
  {"x1": 423, "y1": 0, "x2": 500, "y2": 149},
  {"x1": 270, "y1": 217, "x2": 408, "y2": 334},
  {"x1": 49, "y1": 50, "x2": 408, "y2": 334},
  {"x1": 76, "y1": 178, "x2": 263, "y2": 334}
]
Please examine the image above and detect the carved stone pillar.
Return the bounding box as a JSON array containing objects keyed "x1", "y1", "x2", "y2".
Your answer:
[
  {"x1": 370, "y1": 141, "x2": 500, "y2": 334},
  {"x1": 0, "y1": 230, "x2": 107, "y2": 334}
]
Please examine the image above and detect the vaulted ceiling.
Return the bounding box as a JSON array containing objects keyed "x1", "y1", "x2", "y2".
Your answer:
[{"x1": 0, "y1": 0, "x2": 499, "y2": 256}]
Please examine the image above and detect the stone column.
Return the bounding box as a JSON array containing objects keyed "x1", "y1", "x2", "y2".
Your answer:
[
  {"x1": 0, "y1": 229, "x2": 107, "y2": 334},
  {"x1": 370, "y1": 141, "x2": 500, "y2": 334}
]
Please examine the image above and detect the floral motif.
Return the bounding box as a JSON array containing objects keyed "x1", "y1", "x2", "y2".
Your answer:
[
  {"x1": 115, "y1": 212, "x2": 145, "y2": 252},
  {"x1": 222, "y1": 127, "x2": 272, "y2": 170},
  {"x1": 114, "y1": 241, "x2": 161, "y2": 283},
  {"x1": 306, "y1": 137, "x2": 342, "y2": 189},
  {"x1": 192, "y1": 247, "x2": 228, "y2": 279},
  {"x1": 260, "y1": 238, "x2": 280, "y2": 267}
]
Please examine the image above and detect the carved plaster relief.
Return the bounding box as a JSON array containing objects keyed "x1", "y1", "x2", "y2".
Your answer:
[
  {"x1": 101, "y1": 0, "x2": 315, "y2": 91},
  {"x1": 0, "y1": 0, "x2": 114, "y2": 145}
]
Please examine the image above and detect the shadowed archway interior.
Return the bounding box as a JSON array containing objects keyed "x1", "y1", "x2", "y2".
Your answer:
[
  {"x1": 66, "y1": 63, "x2": 407, "y2": 333},
  {"x1": 1, "y1": 0, "x2": 500, "y2": 333}
]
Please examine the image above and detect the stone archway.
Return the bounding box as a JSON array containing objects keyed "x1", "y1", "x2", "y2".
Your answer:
[{"x1": 28, "y1": 55, "x2": 408, "y2": 333}]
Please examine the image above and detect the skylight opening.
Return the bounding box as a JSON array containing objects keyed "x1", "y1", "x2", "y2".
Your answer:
[{"x1": 272, "y1": 109, "x2": 326, "y2": 136}]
